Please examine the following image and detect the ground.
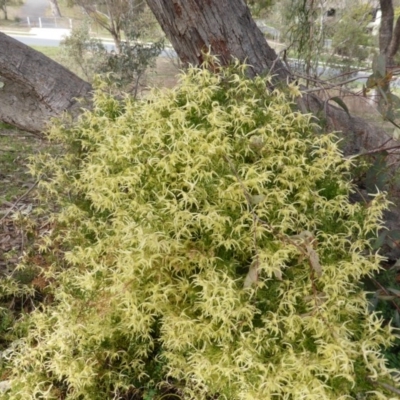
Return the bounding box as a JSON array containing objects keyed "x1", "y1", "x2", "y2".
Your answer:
[{"x1": 0, "y1": 125, "x2": 51, "y2": 274}]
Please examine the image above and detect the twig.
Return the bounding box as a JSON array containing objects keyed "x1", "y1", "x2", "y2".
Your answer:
[
  {"x1": 375, "y1": 381, "x2": 400, "y2": 395},
  {"x1": 0, "y1": 180, "x2": 39, "y2": 223},
  {"x1": 371, "y1": 277, "x2": 400, "y2": 314},
  {"x1": 368, "y1": 377, "x2": 400, "y2": 396},
  {"x1": 353, "y1": 144, "x2": 400, "y2": 158}
]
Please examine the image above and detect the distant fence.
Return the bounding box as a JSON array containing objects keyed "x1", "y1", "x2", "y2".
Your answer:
[{"x1": 20, "y1": 17, "x2": 73, "y2": 29}]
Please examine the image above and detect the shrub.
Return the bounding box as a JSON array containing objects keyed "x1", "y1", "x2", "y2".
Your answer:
[
  {"x1": 59, "y1": 21, "x2": 163, "y2": 97},
  {"x1": 4, "y1": 59, "x2": 398, "y2": 399}
]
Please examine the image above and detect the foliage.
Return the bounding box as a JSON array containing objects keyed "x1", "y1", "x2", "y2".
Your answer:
[
  {"x1": 0, "y1": 0, "x2": 22, "y2": 20},
  {"x1": 59, "y1": 21, "x2": 163, "y2": 96},
  {"x1": 246, "y1": 0, "x2": 274, "y2": 17},
  {"x1": 330, "y1": 4, "x2": 373, "y2": 72},
  {"x1": 277, "y1": 1, "x2": 375, "y2": 81},
  {"x1": 65, "y1": 0, "x2": 162, "y2": 55},
  {"x1": 101, "y1": 30, "x2": 164, "y2": 97},
  {"x1": 59, "y1": 21, "x2": 108, "y2": 82},
  {"x1": 364, "y1": 54, "x2": 400, "y2": 134},
  {"x1": 280, "y1": 0, "x2": 328, "y2": 79},
  {"x1": 2, "y1": 59, "x2": 399, "y2": 399}
]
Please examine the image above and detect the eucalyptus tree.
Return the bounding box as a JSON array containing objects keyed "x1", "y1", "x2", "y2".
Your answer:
[
  {"x1": 67, "y1": 0, "x2": 147, "y2": 53},
  {"x1": 0, "y1": 0, "x2": 22, "y2": 20}
]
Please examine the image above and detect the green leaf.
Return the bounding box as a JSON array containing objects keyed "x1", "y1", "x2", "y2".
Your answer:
[
  {"x1": 389, "y1": 92, "x2": 400, "y2": 108},
  {"x1": 372, "y1": 231, "x2": 388, "y2": 250},
  {"x1": 388, "y1": 230, "x2": 400, "y2": 240},
  {"x1": 366, "y1": 74, "x2": 378, "y2": 89},
  {"x1": 377, "y1": 294, "x2": 396, "y2": 301},
  {"x1": 249, "y1": 194, "x2": 265, "y2": 205},
  {"x1": 387, "y1": 229, "x2": 400, "y2": 249},
  {"x1": 368, "y1": 292, "x2": 379, "y2": 312},
  {"x1": 329, "y1": 97, "x2": 350, "y2": 116},
  {"x1": 391, "y1": 127, "x2": 400, "y2": 140},
  {"x1": 365, "y1": 152, "x2": 388, "y2": 193},
  {"x1": 387, "y1": 287, "x2": 400, "y2": 297},
  {"x1": 394, "y1": 310, "x2": 400, "y2": 328},
  {"x1": 372, "y1": 54, "x2": 386, "y2": 77}
]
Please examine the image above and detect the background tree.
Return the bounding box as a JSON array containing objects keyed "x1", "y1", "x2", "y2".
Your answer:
[
  {"x1": 59, "y1": 15, "x2": 163, "y2": 96},
  {"x1": 245, "y1": 0, "x2": 274, "y2": 17},
  {"x1": 280, "y1": 0, "x2": 327, "y2": 83},
  {"x1": 379, "y1": 0, "x2": 400, "y2": 67},
  {"x1": 49, "y1": 0, "x2": 62, "y2": 17},
  {"x1": 66, "y1": 0, "x2": 148, "y2": 54},
  {"x1": 330, "y1": 3, "x2": 373, "y2": 73},
  {"x1": 0, "y1": 0, "x2": 22, "y2": 20}
]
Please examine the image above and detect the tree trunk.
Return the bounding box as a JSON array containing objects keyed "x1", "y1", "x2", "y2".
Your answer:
[
  {"x1": 49, "y1": 0, "x2": 62, "y2": 18},
  {"x1": 1, "y1": 5, "x2": 8, "y2": 20},
  {"x1": 0, "y1": 33, "x2": 92, "y2": 134},
  {"x1": 388, "y1": 16, "x2": 400, "y2": 67},
  {"x1": 145, "y1": 0, "x2": 393, "y2": 156},
  {"x1": 145, "y1": 0, "x2": 289, "y2": 84},
  {"x1": 379, "y1": 0, "x2": 394, "y2": 57},
  {"x1": 378, "y1": 0, "x2": 400, "y2": 68}
]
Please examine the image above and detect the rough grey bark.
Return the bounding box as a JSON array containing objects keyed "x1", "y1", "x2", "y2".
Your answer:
[
  {"x1": 49, "y1": 0, "x2": 62, "y2": 17},
  {"x1": 0, "y1": 32, "x2": 92, "y2": 134},
  {"x1": 145, "y1": 0, "x2": 289, "y2": 84}
]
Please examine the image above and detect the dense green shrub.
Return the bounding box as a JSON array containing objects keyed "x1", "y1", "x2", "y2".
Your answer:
[{"x1": 4, "y1": 59, "x2": 399, "y2": 399}]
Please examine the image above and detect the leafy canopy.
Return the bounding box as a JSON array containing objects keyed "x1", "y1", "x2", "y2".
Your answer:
[{"x1": 4, "y1": 58, "x2": 398, "y2": 399}]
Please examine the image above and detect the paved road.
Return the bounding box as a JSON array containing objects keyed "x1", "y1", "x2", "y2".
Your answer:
[
  {"x1": 11, "y1": 33, "x2": 116, "y2": 51},
  {"x1": 18, "y1": 0, "x2": 49, "y2": 18}
]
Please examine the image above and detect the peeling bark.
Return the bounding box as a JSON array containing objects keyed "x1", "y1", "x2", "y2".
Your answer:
[{"x1": 0, "y1": 33, "x2": 92, "y2": 134}]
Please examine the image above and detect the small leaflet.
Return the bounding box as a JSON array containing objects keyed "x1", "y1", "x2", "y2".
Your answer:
[
  {"x1": 290, "y1": 231, "x2": 322, "y2": 277},
  {"x1": 243, "y1": 261, "x2": 258, "y2": 288},
  {"x1": 306, "y1": 244, "x2": 322, "y2": 278}
]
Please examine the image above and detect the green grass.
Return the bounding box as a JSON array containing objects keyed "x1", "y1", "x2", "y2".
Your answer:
[
  {"x1": 29, "y1": 45, "x2": 62, "y2": 60},
  {"x1": 0, "y1": 127, "x2": 40, "y2": 202}
]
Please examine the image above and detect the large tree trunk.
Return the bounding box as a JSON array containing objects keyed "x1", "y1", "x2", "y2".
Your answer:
[
  {"x1": 145, "y1": 0, "x2": 289, "y2": 84},
  {"x1": 0, "y1": 33, "x2": 92, "y2": 134}
]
